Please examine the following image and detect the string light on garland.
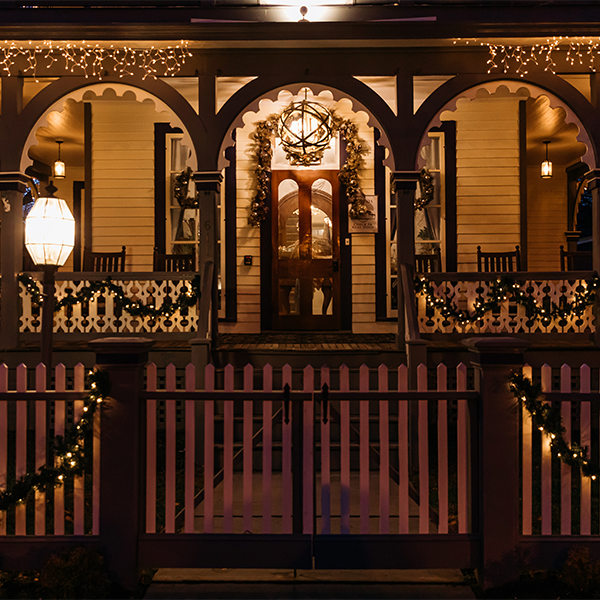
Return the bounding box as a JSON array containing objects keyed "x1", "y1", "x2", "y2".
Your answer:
[
  {"x1": 510, "y1": 372, "x2": 600, "y2": 479},
  {"x1": 483, "y1": 36, "x2": 600, "y2": 76},
  {"x1": 248, "y1": 102, "x2": 369, "y2": 227},
  {"x1": 18, "y1": 273, "x2": 201, "y2": 319},
  {"x1": 415, "y1": 274, "x2": 600, "y2": 326},
  {"x1": 0, "y1": 40, "x2": 192, "y2": 80},
  {"x1": 0, "y1": 369, "x2": 109, "y2": 511}
]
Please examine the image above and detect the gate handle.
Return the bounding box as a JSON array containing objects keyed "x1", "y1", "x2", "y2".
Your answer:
[
  {"x1": 283, "y1": 383, "x2": 291, "y2": 424},
  {"x1": 321, "y1": 383, "x2": 329, "y2": 424},
  {"x1": 332, "y1": 259, "x2": 339, "y2": 272}
]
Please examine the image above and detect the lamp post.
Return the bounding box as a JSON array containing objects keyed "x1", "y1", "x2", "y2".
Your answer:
[{"x1": 24, "y1": 185, "x2": 75, "y2": 376}]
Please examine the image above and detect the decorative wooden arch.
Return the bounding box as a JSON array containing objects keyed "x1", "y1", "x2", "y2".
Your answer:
[
  {"x1": 410, "y1": 72, "x2": 600, "y2": 172},
  {"x1": 0, "y1": 74, "x2": 204, "y2": 172}
]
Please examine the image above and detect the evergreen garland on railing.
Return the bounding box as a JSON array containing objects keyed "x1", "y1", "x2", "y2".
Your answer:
[
  {"x1": 510, "y1": 372, "x2": 600, "y2": 480},
  {"x1": 415, "y1": 275, "x2": 600, "y2": 326},
  {"x1": 18, "y1": 273, "x2": 201, "y2": 319},
  {"x1": 0, "y1": 369, "x2": 110, "y2": 511}
]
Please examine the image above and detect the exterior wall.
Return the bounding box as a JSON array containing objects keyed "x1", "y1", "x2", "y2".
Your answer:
[
  {"x1": 90, "y1": 97, "x2": 158, "y2": 271},
  {"x1": 442, "y1": 93, "x2": 522, "y2": 272},
  {"x1": 527, "y1": 165, "x2": 567, "y2": 271}
]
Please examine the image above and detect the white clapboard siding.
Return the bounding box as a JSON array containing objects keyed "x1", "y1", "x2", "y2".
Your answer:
[
  {"x1": 527, "y1": 167, "x2": 567, "y2": 271},
  {"x1": 91, "y1": 100, "x2": 171, "y2": 272},
  {"x1": 442, "y1": 96, "x2": 522, "y2": 272}
]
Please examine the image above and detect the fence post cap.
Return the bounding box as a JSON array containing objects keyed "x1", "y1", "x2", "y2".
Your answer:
[{"x1": 89, "y1": 337, "x2": 154, "y2": 365}]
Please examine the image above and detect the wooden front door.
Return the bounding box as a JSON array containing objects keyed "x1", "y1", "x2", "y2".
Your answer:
[{"x1": 271, "y1": 170, "x2": 340, "y2": 330}]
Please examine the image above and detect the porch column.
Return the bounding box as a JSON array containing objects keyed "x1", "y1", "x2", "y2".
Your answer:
[
  {"x1": 0, "y1": 173, "x2": 29, "y2": 350},
  {"x1": 464, "y1": 337, "x2": 530, "y2": 590},
  {"x1": 584, "y1": 169, "x2": 600, "y2": 346},
  {"x1": 191, "y1": 171, "x2": 222, "y2": 383},
  {"x1": 391, "y1": 171, "x2": 426, "y2": 388},
  {"x1": 90, "y1": 336, "x2": 153, "y2": 592}
]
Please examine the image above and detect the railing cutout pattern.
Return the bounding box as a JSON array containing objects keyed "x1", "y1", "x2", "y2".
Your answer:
[
  {"x1": 417, "y1": 277, "x2": 594, "y2": 334},
  {"x1": 20, "y1": 277, "x2": 198, "y2": 334}
]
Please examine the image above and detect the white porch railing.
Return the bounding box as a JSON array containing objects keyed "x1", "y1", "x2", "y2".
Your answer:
[
  {"x1": 19, "y1": 273, "x2": 199, "y2": 335},
  {"x1": 417, "y1": 272, "x2": 595, "y2": 335}
]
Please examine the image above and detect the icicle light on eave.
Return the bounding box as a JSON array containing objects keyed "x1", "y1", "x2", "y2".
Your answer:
[{"x1": 0, "y1": 41, "x2": 192, "y2": 80}]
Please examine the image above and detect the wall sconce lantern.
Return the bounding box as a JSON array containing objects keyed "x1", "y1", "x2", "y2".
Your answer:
[
  {"x1": 53, "y1": 140, "x2": 66, "y2": 179},
  {"x1": 25, "y1": 188, "x2": 75, "y2": 372},
  {"x1": 541, "y1": 140, "x2": 553, "y2": 179}
]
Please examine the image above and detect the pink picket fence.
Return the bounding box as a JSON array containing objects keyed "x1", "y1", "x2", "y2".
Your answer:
[
  {"x1": 144, "y1": 362, "x2": 477, "y2": 538},
  {"x1": 521, "y1": 363, "x2": 600, "y2": 536},
  {"x1": 0, "y1": 363, "x2": 98, "y2": 537}
]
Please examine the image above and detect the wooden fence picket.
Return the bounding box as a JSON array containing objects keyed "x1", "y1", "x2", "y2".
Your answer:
[
  {"x1": 540, "y1": 364, "x2": 552, "y2": 535},
  {"x1": 165, "y1": 364, "x2": 177, "y2": 534},
  {"x1": 262, "y1": 364, "x2": 273, "y2": 534},
  {"x1": 378, "y1": 364, "x2": 389, "y2": 534},
  {"x1": 35, "y1": 364, "x2": 46, "y2": 536},
  {"x1": 73, "y1": 364, "x2": 85, "y2": 536},
  {"x1": 580, "y1": 364, "x2": 591, "y2": 535},
  {"x1": 437, "y1": 363, "x2": 448, "y2": 534},
  {"x1": 303, "y1": 365, "x2": 314, "y2": 534},
  {"x1": 184, "y1": 364, "x2": 195, "y2": 534},
  {"x1": 398, "y1": 364, "x2": 409, "y2": 534},
  {"x1": 339, "y1": 364, "x2": 350, "y2": 535},
  {"x1": 15, "y1": 364, "x2": 27, "y2": 535},
  {"x1": 417, "y1": 363, "x2": 429, "y2": 534},
  {"x1": 204, "y1": 364, "x2": 215, "y2": 533},
  {"x1": 282, "y1": 364, "x2": 293, "y2": 534},
  {"x1": 560, "y1": 364, "x2": 571, "y2": 535},
  {"x1": 359, "y1": 364, "x2": 370, "y2": 534},
  {"x1": 223, "y1": 364, "x2": 234, "y2": 533},
  {"x1": 243, "y1": 364, "x2": 254, "y2": 533},
  {"x1": 146, "y1": 362, "x2": 157, "y2": 534},
  {"x1": 521, "y1": 364, "x2": 533, "y2": 535},
  {"x1": 456, "y1": 363, "x2": 469, "y2": 534},
  {"x1": 320, "y1": 365, "x2": 331, "y2": 535}
]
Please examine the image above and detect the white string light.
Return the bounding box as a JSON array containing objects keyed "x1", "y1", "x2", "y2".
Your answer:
[
  {"x1": 0, "y1": 40, "x2": 192, "y2": 79},
  {"x1": 483, "y1": 36, "x2": 600, "y2": 76}
]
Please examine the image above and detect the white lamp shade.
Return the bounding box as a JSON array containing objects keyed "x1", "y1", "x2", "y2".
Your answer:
[
  {"x1": 25, "y1": 196, "x2": 75, "y2": 266},
  {"x1": 541, "y1": 160, "x2": 553, "y2": 179},
  {"x1": 53, "y1": 159, "x2": 66, "y2": 179}
]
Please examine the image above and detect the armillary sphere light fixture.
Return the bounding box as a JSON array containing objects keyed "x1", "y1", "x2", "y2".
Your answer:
[
  {"x1": 541, "y1": 140, "x2": 553, "y2": 179},
  {"x1": 53, "y1": 140, "x2": 66, "y2": 179},
  {"x1": 278, "y1": 91, "x2": 334, "y2": 166}
]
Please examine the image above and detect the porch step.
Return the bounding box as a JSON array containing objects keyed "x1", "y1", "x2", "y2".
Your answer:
[{"x1": 215, "y1": 332, "x2": 403, "y2": 369}]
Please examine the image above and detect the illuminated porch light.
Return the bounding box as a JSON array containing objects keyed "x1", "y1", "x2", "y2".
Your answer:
[
  {"x1": 259, "y1": 1, "x2": 352, "y2": 4},
  {"x1": 53, "y1": 140, "x2": 66, "y2": 180},
  {"x1": 25, "y1": 193, "x2": 75, "y2": 267},
  {"x1": 541, "y1": 140, "x2": 553, "y2": 179}
]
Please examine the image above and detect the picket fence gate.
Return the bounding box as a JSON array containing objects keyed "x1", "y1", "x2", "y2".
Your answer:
[{"x1": 0, "y1": 348, "x2": 599, "y2": 589}]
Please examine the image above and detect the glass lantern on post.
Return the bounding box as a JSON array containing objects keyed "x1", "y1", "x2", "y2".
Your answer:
[{"x1": 24, "y1": 191, "x2": 75, "y2": 376}]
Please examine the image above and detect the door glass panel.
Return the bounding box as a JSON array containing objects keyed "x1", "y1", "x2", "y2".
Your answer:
[
  {"x1": 279, "y1": 279, "x2": 300, "y2": 315},
  {"x1": 311, "y1": 179, "x2": 333, "y2": 259},
  {"x1": 278, "y1": 179, "x2": 299, "y2": 259},
  {"x1": 313, "y1": 278, "x2": 333, "y2": 316}
]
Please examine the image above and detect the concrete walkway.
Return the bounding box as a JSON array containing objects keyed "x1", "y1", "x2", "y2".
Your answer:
[{"x1": 144, "y1": 568, "x2": 478, "y2": 599}]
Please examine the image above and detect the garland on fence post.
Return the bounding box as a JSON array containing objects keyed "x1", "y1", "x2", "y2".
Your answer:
[
  {"x1": 0, "y1": 369, "x2": 110, "y2": 511},
  {"x1": 17, "y1": 273, "x2": 201, "y2": 318},
  {"x1": 415, "y1": 274, "x2": 600, "y2": 326},
  {"x1": 510, "y1": 372, "x2": 600, "y2": 480}
]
